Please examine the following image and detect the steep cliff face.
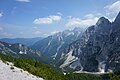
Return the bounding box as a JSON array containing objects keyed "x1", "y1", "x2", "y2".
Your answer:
[
  {"x1": 59, "y1": 12, "x2": 120, "y2": 72},
  {"x1": 106, "y1": 12, "x2": 120, "y2": 72},
  {"x1": 59, "y1": 25, "x2": 96, "y2": 71},
  {"x1": 32, "y1": 27, "x2": 83, "y2": 60}
]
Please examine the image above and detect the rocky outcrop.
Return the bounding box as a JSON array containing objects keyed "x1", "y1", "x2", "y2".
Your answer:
[
  {"x1": 32, "y1": 27, "x2": 84, "y2": 60},
  {"x1": 59, "y1": 12, "x2": 120, "y2": 73}
]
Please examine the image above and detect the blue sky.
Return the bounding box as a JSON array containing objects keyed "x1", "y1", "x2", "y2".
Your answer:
[{"x1": 0, "y1": 0, "x2": 120, "y2": 38}]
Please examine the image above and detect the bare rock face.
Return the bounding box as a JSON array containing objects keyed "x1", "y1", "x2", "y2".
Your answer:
[
  {"x1": 106, "y1": 12, "x2": 120, "y2": 72},
  {"x1": 59, "y1": 12, "x2": 120, "y2": 72},
  {"x1": 32, "y1": 27, "x2": 84, "y2": 60}
]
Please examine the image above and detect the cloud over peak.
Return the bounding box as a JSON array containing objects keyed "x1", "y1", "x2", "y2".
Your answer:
[
  {"x1": 105, "y1": 1, "x2": 120, "y2": 14},
  {"x1": 33, "y1": 15, "x2": 61, "y2": 25},
  {"x1": 51, "y1": 30, "x2": 60, "y2": 35},
  {"x1": 65, "y1": 15, "x2": 98, "y2": 28}
]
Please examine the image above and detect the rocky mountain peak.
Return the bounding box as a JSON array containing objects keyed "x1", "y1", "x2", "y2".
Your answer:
[
  {"x1": 95, "y1": 17, "x2": 111, "y2": 34},
  {"x1": 59, "y1": 12, "x2": 120, "y2": 72},
  {"x1": 96, "y1": 17, "x2": 111, "y2": 26}
]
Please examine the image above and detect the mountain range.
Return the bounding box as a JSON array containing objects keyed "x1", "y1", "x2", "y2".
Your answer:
[
  {"x1": 0, "y1": 41, "x2": 50, "y2": 64},
  {"x1": 32, "y1": 27, "x2": 84, "y2": 61},
  {"x1": 58, "y1": 12, "x2": 120, "y2": 73},
  {"x1": 0, "y1": 37, "x2": 42, "y2": 46},
  {"x1": 0, "y1": 12, "x2": 120, "y2": 74}
]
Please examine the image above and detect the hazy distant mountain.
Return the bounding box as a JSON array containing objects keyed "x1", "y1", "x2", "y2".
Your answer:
[
  {"x1": 59, "y1": 12, "x2": 120, "y2": 73},
  {"x1": 32, "y1": 27, "x2": 84, "y2": 61},
  {"x1": 0, "y1": 37, "x2": 42, "y2": 46},
  {"x1": 0, "y1": 41, "x2": 50, "y2": 64}
]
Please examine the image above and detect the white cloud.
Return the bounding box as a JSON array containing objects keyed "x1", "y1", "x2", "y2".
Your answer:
[
  {"x1": 57, "y1": 12, "x2": 62, "y2": 15},
  {"x1": 51, "y1": 30, "x2": 60, "y2": 35},
  {"x1": 34, "y1": 18, "x2": 52, "y2": 24},
  {"x1": 84, "y1": 14, "x2": 95, "y2": 19},
  {"x1": 0, "y1": 12, "x2": 3, "y2": 17},
  {"x1": 0, "y1": 32, "x2": 14, "y2": 38},
  {"x1": 33, "y1": 31, "x2": 41, "y2": 35},
  {"x1": 33, "y1": 15, "x2": 61, "y2": 24},
  {"x1": 33, "y1": 26, "x2": 38, "y2": 29},
  {"x1": 103, "y1": 0, "x2": 120, "y2": 21},
  {"x1": 65, "y1": 18, "x2": 81, "y2": 27},
  {"x1": 43, "y1": 33, "x2": 49, "y2": 37},
  {"x1": 105, "y1": 1, "x2": 120, "y2": 14},
  {"x1": 49, "y1": 15, "x2": 61, "y2": 21},
  {"x1": 65, "y1": 16, "x2": 98, "y2": 28},
  {"x1": 16, "y1": 0, "x2": 30, "y2": 2}
]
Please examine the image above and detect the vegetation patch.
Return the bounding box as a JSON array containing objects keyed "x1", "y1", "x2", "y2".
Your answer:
[{"x1": 1, "y1": 53, "x2": 120, "y2": 80}]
